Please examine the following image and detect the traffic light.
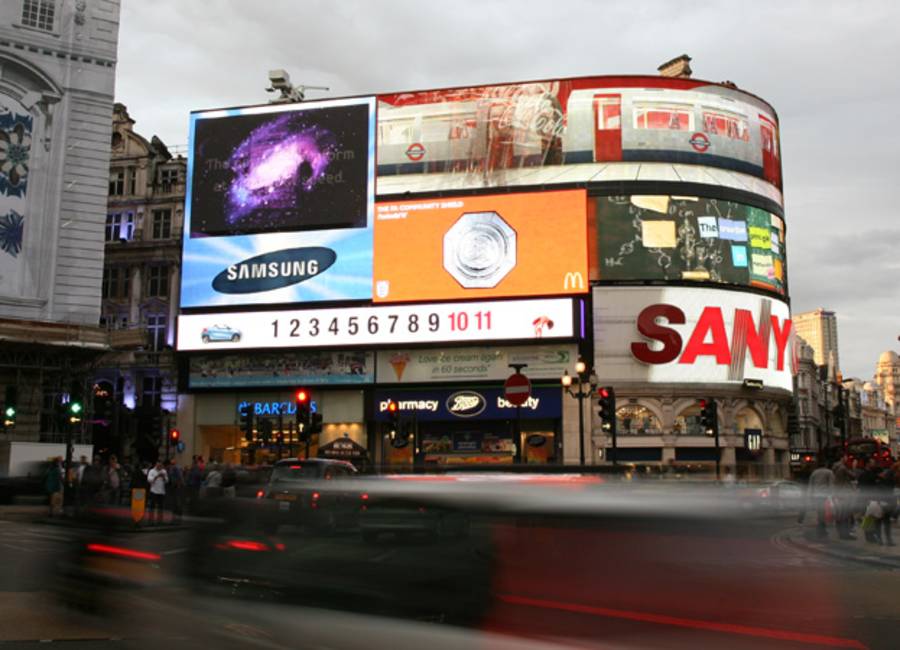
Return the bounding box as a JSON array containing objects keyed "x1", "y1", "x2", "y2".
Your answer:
[
  {"x1": 3, "y1": 386, "x2": 16, "y2": 430},
  {"x1": 309, "y1": 412, "x2": 323, "y2": 436},
  {"x1": 239, "y1": 402, "x2": 254, "y2": 442},
  {"x1": 387, "y1": 400, "x2": 400, "y2": 432},
  {"x1": 295, "y1": 389, "x2": 310, "y2": 427},
  {"x1": 699, "y1": 399, "x2": 718, "y2": 436},
  {"x1": 259, "y1": 418, "x2": 273, "y2": 444},
  {"x1": 169, "y1": 428, "x2": 180, "y2": 444},
  {"x1": 597, "y1": 387, "x2": 616, "y2": 433},
  {"x1": 68, "y1": 400, "x2": 83, "y2": 425}
]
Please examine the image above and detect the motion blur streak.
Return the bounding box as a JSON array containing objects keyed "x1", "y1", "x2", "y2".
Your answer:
[
  {"x1": 84, "y1": 543, "x2": 161, "y2": 561},
  {"x1": 498, "y1": 594, "x2": 869, "y2": 649}
]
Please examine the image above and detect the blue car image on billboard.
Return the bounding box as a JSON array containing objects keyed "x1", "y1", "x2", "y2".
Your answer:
[{"x1": 201, "y1": 325, "x2": 242, "y2": 344}]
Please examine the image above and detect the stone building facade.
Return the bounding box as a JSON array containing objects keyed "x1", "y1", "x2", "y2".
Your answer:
[
  {"x1": 0, "y1": 0, "x2": 121, "y2": 444},
  {"x1": 92, "y1": 103, "x2": 184, "y2": 459}
]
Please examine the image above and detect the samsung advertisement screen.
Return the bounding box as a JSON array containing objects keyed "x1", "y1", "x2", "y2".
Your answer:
[{"x1": 181, "y1": 97, "x2": 376, "y2": 308}]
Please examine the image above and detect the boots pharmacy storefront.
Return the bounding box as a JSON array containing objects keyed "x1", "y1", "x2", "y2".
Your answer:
[{"x1": 373, "y1": 345, "x2": 574, "y2": 465}]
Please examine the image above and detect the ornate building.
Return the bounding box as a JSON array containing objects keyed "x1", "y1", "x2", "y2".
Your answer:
[
  {"x1": 0, "y1": 0, "x2": 122, "y2": 445},
  {"x1": 92, "y1": 103, "x2": 184, "y2": 460}
]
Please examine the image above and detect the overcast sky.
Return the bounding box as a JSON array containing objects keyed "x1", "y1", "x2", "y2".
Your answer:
[{"x1": 115, "y1": 0, "x2": 899, "y2": 380}]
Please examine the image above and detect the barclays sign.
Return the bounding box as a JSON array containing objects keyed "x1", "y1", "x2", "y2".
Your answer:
[
  {"x1": 238, "y1": 400, "x2": 318, "y2": 417},
  {"x1": 213, "y1": 247, "x2": 336, "y2": 294}
]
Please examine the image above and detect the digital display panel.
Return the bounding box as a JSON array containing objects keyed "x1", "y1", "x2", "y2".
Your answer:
[
  {"x1": 180, "y1": 97, "x2": 375, "y2": 308},
  {"x1": 593, "y1": 286, "x2": 795, "y2": 391},
  {"x1": 176, "y1": 297, "x2": 576, "y2": 352},
  {"x1": 596, "y1": 195, "x2": 786, "y2": 296},
  {"x1": 376, "y1": 76, "x2": 782, "y2": 197},
  {"x1": 188, "y1": 350, "x2": 373, "y2": 388},
  {"x1": 374, "y1": 190, "x2": 590, "y2": 303}
]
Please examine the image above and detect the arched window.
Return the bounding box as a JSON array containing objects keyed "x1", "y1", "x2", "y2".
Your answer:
[
  {"x1": 616, "y1": 404, "x2": 663, "y2": 435},
  {"x1": 674, "y1": 402, "x2": 706, "y2": 435}
]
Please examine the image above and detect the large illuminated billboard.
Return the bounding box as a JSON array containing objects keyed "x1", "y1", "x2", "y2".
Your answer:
[
  {"x1": 176, "y1": 297, "x2": 575, "y2": 351},
  {"x1": 376, "y1": 76, "x2": 782, "y2": 198},
  {"x1": 180, "y1": 97, "x2": 375, "y2": 308},
  {"x1": 593, "y1": 287, "x2": 796, "y2": 391},
  {"x1": 596, "y1": 195, "x2": 786, "y2": 296},
  {"x1": 373, "y1": 190, "x2": 590, "y2": 303}
]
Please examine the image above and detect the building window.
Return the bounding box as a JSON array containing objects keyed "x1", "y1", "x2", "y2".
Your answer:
[
  {"x1": 127, "y1": 167, "x2": 137, "y2": 195},
  {"x1": 109, "y1": 169, "x2": 125, "y2": 196},
  {"x1": 146, "y1": 265, "x2": 169, "y2": 298},
  {"x1": 101, "y1": 268, "x2": 118, "y2": 299},
  {"x1": 146, "y1": 314, "x2": 167, "y2": 351},
  {"x1": 105, "y1": 212, "x2": 134, "y2": 241},
  {"x1": 674, "y1": 404, "x2": 708, "y2": 436},
  {"x1": 159, "y1": 168, "x2": 179, "y2": 193},
  {"x1": 142, "y1": 376, "x2": 161, "y2": 408},
  {"x1": 615, "y1": 405, "x2": 663, "y2": 435},
  {"x1": 151, "y1": 209, "x2": 171, "y2": 239},
  {"x1": 22, "y1": 0, "x2": 55, "y2": 32}
]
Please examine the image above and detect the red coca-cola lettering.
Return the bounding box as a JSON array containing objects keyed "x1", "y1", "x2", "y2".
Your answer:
[
  {"x1": 631, "y1": 303, "x2": 792, "y2": 371},
  {"x1": 631, "y1": 304, "x2": 685, "y2": 364}
]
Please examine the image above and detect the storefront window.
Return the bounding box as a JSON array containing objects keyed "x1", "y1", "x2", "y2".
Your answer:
[
  {"x1": 674, "y1": 403, "x2": 704, "y2": 436},
  {"x1": 616, "y1": 405, "x2": 663, "y2": 435}
]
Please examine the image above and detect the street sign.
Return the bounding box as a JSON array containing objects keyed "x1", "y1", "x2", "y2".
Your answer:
[{"x1": 504, "y1": 372, "x2": 532, "y2": 407}]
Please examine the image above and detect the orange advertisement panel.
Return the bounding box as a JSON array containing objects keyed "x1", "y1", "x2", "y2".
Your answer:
[{"x1": 374, "y1": 190, "x2": 589, "y2": 303}]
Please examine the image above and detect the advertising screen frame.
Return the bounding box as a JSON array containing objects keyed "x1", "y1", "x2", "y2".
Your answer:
[{"x1": 180, "y1": 96, "x2": 376, "y2": 309}]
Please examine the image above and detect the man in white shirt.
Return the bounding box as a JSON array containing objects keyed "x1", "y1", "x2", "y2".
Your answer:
[{"x1": 146, "y1": 460, "x2": 168, "y2": 525}]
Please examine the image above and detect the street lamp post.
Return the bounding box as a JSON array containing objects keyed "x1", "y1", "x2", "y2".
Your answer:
[{"x1": 561, "y1": 359, "x2": 599, "y2": 467}]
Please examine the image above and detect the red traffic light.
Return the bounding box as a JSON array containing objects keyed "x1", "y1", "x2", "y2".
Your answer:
[
  {"x1": 698, "y1": 399, "x2": 707, "y2": 408},
  {"x1": 169, "y1": 428, "x2": 180, "y2": 442},
  {"x1": 598, "y1": 388, "x2": 610, "y2": 399},
  {"x1": 387, "y1": 400, "x2": 398, "y2": 413},
  {"x1": 295, "y1": 389, "x2": 309, "y2": 403}
]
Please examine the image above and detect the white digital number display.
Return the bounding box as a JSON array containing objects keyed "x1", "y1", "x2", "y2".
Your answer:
[{"x1": 177, "y1": 298, "x2": 575, "y2": 351}]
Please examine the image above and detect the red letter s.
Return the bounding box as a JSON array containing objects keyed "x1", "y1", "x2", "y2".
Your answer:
[{"x1": 631, "y1": 304, "x2": 685, "y2": 364}]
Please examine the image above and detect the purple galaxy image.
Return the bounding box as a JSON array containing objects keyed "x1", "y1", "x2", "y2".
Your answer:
[
  {"x1": 224, "y1": 114, "x2": 338, "y2": 224},
  {"x1": 190, "y1": 103, "x2": 368, "y2": 237}
]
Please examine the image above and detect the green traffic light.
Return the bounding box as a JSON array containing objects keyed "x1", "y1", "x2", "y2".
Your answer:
[
  {"x1": 69, "y1": 402, "x2": 82, "y2": 414},
  {"x1": 4, "y1": 406, "x2": 14, "y2": 418}
]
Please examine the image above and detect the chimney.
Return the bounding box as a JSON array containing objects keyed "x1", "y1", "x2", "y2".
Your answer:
[{"x1": 657, "y1": 54, "x2": 693, "y2": 79}]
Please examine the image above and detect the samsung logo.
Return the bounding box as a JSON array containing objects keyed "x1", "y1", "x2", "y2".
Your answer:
[
  {"x1": 212, "y1": 247, "x2": 336, "y2": 294},
  {"x1": 446, "y1": 391, "x2": 486, "y2": 418}
]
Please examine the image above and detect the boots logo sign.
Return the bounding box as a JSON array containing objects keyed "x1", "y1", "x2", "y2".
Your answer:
[
  {"x1": 594, "y1": 287, "x2": 796, "y2": 392},
  {"x1": 446, "y1": 391, "x2": 486, "y2": 417}
]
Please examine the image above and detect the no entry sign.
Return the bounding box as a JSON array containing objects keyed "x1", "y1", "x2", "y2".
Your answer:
[{"x1": 504, "y1": 372, "x2": 532, "y2": 407}]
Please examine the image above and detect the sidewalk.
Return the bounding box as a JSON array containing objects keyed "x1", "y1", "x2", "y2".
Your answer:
[
  {"x1": 0, "y1": 504, "x2": 47, "y2": 521},
  {"x1": 785, "y1": 517, "x2": 900, "y2": 569}
]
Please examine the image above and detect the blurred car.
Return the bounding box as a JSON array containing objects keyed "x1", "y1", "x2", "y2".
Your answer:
[
  {"x1": 201, "y1": 324, "x2": 241, "y2": 343},
  {"x1": 358, "y1": 493, "x2": 469, "y2": 543},
  {"x1": 740, "y1": 480, "x2": 805, "y2": 512},
  {"x1": 0, "y1": 460, "x2": 51, "y2": 504},
  {"x1": 257, "y1": 458, "x2": 360, "y2": 533}
]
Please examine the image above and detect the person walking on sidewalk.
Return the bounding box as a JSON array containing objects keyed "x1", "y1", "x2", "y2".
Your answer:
[
  {"x1": 147, "y1": 460, "x2": 168, "y2": 525},
  {"x1": 832, "y1": 457, "x2": 856, "y2": 540},
  {"x1": 166, "y1": 459, "x2": 184, "y2": 522},
  {"x1": 876, "y1": 464, "x2": 896, "y2": 546},
  {"x1": 807, "y1": 462, "x2": 835, "y2": 539},
  {"x1": 44, "y1": 458, "x2": 64, "y2": 517},
  {"x1": 858, "y1": 459, "x2": 882, "y2": 544}
]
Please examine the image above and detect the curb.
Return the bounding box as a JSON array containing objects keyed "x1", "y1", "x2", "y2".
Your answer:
[
  {"x1": 785, "y1": 531, "x2": 900, "y2": 570},
  {"x1": 38, "y1": 518, "x2": 189, "y2": 533}
]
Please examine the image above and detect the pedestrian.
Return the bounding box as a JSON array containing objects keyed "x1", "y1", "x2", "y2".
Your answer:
[
  {"x1": 222, "y1": 463, "x2": 238, "y2": 499},
  {"x1": 187, "y1": 457, "x2": 204, "y2": 513},
  {"x1": 44, "y1": 457, "x2": 64, "y2": 517},
  {"x1": 201, "y1": 462, "x2": 222, "y2": 499},
  {"x1": 857, "y1": 459, "x2": 882, "y2": 544},
  {"x1": 146, "y1": 460, "x2": 168, "y2": 525},
  {"x1": 807, "y1": 461, "x2": 835, "y2": 539},
  {"x1": 166, "y1": 459, "x2": 184, "y2": 522},
  {"x1": 80, "y1": 455, "x2": 107, "y2": 511},
  {"x1": 876, "y1": 464, "x2": 896, "y2": 546},
  {"x1": 105, "y1": 455, "x2": 121, "y2": 506},
  {"x1": 832, "y1": 456, "x2": 856, "y2": 540}
]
